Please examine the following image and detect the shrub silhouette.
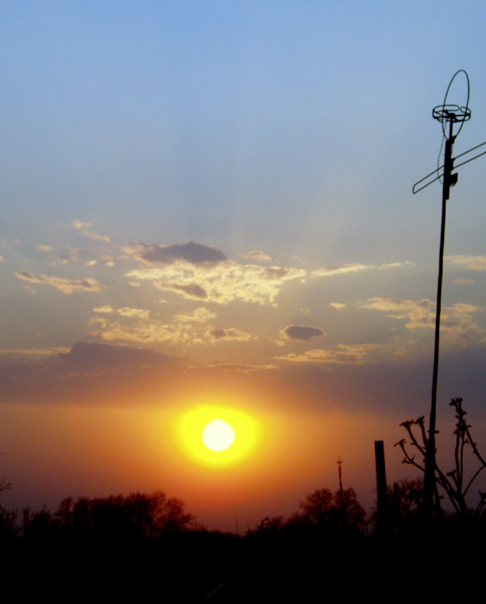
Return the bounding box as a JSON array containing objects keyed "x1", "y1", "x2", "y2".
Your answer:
[{"x1": 397, "y1": 398, "x2": 486, "y2": 518}]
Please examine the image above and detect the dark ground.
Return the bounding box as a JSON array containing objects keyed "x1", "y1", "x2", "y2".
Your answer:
[{"x1": 2, "y1": 525, "x2": 484, "y2": 602}]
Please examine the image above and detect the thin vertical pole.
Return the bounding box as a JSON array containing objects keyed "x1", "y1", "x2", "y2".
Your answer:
[
  {"x1": 374, "y1": 441, "x2": 387, "y2": 531},
  {"x1": 337, "y1": 457, "x2": 344, "y2": 524},
  {"x1": 424, "y1": 119, "x2": 455, "y2": 517}
]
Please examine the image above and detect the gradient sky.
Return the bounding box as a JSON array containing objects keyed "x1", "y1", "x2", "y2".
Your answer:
[{"x1": 1, "y1": 1, "x2": 486, "y2": 531}]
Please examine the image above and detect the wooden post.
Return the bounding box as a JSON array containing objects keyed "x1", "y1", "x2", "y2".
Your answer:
[{"x1": 375, "y1": 441, "x2": 388, "y2": 532}]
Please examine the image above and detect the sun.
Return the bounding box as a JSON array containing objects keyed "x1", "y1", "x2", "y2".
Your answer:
[
  {"x1": 202, "y1": 419, "x2": 235, "y2": 451},
  {"x1": 175, "y1": 405, "x2": 261, "y2": 468}
]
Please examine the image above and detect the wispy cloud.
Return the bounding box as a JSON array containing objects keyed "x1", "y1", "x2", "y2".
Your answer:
[
  {"x1": 311, "y1": 263, "x2": 372, "y2": 278},
  {"x1": 89, "y1": 305, "x2": 252, "y2": 347},
  {"x1": 330, "y1": 303, "x2": 346, "y2": 311},
  {"x1": 117, "y1": 307, "x2": 151, "y2": 319},
  {"x1": 276, "y1": 344, "x2": 382, "y2": 364},
  {"x1": 15, "y1": 270, "x2": 42, "y2": 284},
  {"x1": 360, "y1": 297, "x2": 437, "y2": 329},
  {"x1": 93, "y1": 306, "x2": 114, "y2": 313},
  {"x1": 15, "y1": 270, "x2": 100, "y2": 294},
  {"x1": 312, "y1": 261, "x2": 411, "y2": 279},
  {"x1": 42, "y1": 275, "x2": 100, "y2": 294},
  {"x1": 174, "y1": 308, "x2": 216, "y2": 323},
  {"x1": 242, "y1": 250, "x2": 272, "y2": 262},
  {"x1": 0, "y1": 347, "x2": 68, "y2": 356},
  {"x1": 207, "y1": 327, "x2": 255, "y2": 343},
  {"x1": 447, "y1": 255, "x2": 486, "y2": 271},
  {"x1": 72, "y1": 220, "x2": 110, "y2": 242},
  {"x1": 360, "y1": 297, "x2": 484, "y2": 336}
]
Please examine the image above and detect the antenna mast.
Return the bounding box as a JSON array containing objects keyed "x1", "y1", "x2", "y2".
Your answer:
[{"x1": 413, "y1": 70, "x2": 486, "y2": 517}]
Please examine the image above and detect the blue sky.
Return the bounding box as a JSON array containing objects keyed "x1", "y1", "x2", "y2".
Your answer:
[{"x1": 1, "y1": 1, "x2": 486, "y2": 530}]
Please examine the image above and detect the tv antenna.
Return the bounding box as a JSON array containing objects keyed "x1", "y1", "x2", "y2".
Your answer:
[{"x1": 413, "y1": 70, "x2": 486, "y2": 517}]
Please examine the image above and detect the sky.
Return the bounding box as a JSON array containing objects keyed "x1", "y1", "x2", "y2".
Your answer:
[{"x1": 1, "y1": 1, "x2": 486, "y2": 532}]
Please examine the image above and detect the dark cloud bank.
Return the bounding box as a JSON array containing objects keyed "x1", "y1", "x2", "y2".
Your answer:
[
  {"x1": 283, "y1": 325, "x2": 325, "y2": 341},
  {"x1": 136, "y1": 242, "x2": 227, "y2": 265},
  {"x1": 2, "y1": 343, "x2": 486, "y2": 428}
]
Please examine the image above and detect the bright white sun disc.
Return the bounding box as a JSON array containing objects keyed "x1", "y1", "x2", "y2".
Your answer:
[{"x1": 202, "y1": 419, "x2": 235, "y2": 452}]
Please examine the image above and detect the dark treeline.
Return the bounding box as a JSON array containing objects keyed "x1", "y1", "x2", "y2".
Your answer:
[
  {"x1": 2, "y1": 483, "x2": 486, "y2": 600},
  {"x1": 3, "y1": 398, "x2": 486, "y2": 599},
  {"x1": 1, "y1": 490, "x2": 194, "y2": 540}
]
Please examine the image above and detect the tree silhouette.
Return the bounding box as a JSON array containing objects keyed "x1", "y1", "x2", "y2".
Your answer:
[
  {"x1": 22, "y1": 506, "x2": 57, "y2": 538},
  {"x1": 56, "y1": 491, "x2": 194, "y2": 538},
  {"x1": 296, "y1": 487, "x2": 366, "y2": 531},
  {"x1": 300, "y1": 488, "x2": 334, "y2": 526},
  {"x1": 0, "y1": 456, "x2": 15, "y2": 539},
  {"x1": 0, "y1": 506, "x2": 17, "y2": 539},
  {"x1": 337, "y1": 487, "x2": 366, "y2": 530},
  {"x1": 0, "y1": 453, "x2": 12, "y2": 497}
]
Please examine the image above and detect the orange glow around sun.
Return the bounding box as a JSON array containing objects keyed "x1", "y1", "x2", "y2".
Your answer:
[{"x1": 175, "y1": 405, "x2": 262, "y2": 468}]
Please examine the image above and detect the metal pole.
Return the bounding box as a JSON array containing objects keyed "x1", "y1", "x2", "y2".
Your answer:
[{"x1": 423, "y1": 118, "x2": 456, "y2": 516}]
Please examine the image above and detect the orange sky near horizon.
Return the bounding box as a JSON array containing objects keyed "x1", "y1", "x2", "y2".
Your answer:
[{"x1": 0, "y1": 385, "x2": 417, "y2": 531}]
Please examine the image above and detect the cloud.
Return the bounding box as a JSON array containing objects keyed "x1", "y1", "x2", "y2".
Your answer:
[
  {"x1": 276, "y1": 344, "x2": 381, "y2": 364},
  {"x1": 58, "y1": 342, "x2": 172, "y2": 371},
  {"x1": 174, "y1": 308, "x2": 216, "y2": 323},
  {"x1": 38, "y1": 245, "x2": 57, "y2": 252},
  {"x1": 162, "y1": 282, "x2": 208, "y2": 299},
  {"x1": 200, "y1": 361, "x2": 278, "y2": 373},
  {"x1": 447, "y1": 255, "x2": 486, "y2": 271},
  {"x1": 72, "y1": 220, "x2": 110, "y2": 242},
  {"x1": 127, "y1": 260, "x2": 305, "y2": 306},
  {"x1": 242, "y1": 250, "x2": 272, "y2": 262},
  {"x1": 41, "y1": 275, "x2": 100, "y2": 294},
  {"x1": 57, "y1": 253, "x2": 78, "y2": 264},
  {"x1": 312, "y1": 261, "x2": 411, "y2": 278},
  {"x1": 126, "y1": 241, "x2": 227, "y2": 265},
  {"x1": 117, "y1": 307, "x2": 151, "y2": 319},
  {"x1": 88, "y1": 320, "x2": 177, "y2": 345},
  {"x1": 360, "y1": 297, "x2": 484, "y2": 336},
  {"x1": 94, "y1": 306, "x2": 114, "y2": 313},
  {"x1": 89, "y1": 306, "x2": 215, "y2": 346},
  {"x1": 282, "y1": 325, "x2": 325, "y2": 341},
  {"x1": 330, "y1": 303, "x2": 346, "y2": 310},
  {"x1": 360, "y1": 297, "x2": 436, "y2": 329},
  {"x1": 15, "y1": 270, "x2": 42, "y2": 283},
  {"x1": 0, "y1": 341, "x2": 184, "y2": 407},
  {"x1": 89, "y1": 305, "x2": 255, "y2": 348},
  {"x1": 311, "y1": 263, "x2": 372, "y2": 278},
  {"x1": 15, "y1": 270, "x2": 100, "y2": 294},
  {"x1": 72, "y1": 220, "x2": 91, "y2": 230},
  {"x1": 207, "y1": 327, "x2": 254, "y2": 343},
  {"x1": 379, "y1": 261, "x2": 413, "y2": 270},
  {"x1": 124, "y1": 241, "x2": 411, "y2": 307},
  {"x1": 0, "y1": 347, "x2": 67, "y2": 356}
]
